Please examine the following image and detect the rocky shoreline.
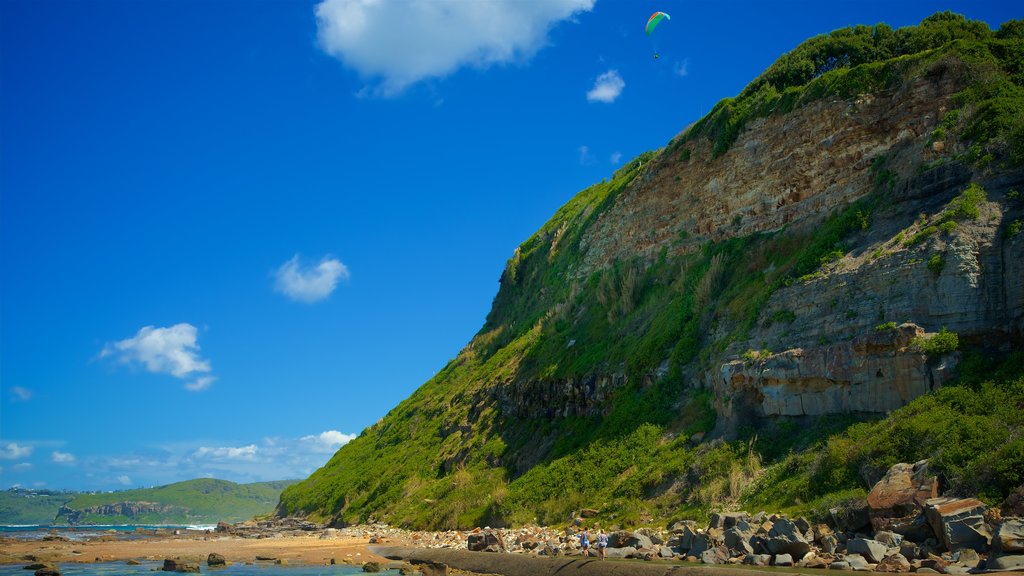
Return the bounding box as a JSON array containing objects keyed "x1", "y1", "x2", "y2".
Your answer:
[{"x1": 5, "y1": 460, "x2": 1021, "y2": 576}]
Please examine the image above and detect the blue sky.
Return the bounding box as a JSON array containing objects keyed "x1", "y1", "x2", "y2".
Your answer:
[{"x1": 1, "y1": 0, "x2": 1019, "y2": 493}]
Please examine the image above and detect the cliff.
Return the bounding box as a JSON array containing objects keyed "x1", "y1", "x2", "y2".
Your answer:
[
  {"x1": 52, "y1": 479, "x2": 295, "y2": 525},
  {"x1": 279, "y1": 13, "x2": 1024, "y2": 529}
]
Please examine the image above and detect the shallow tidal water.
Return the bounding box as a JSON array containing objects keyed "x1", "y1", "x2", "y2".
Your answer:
[{"x1": 0, "y1": 562, "x2": 404, "y2": 575}]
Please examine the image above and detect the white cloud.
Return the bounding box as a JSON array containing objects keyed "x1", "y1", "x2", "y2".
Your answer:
[
  {"x1": 578, "y1": 145, "x2": 594, "y2": 166},
  {"x1": 610, "y1": 151, "x2": 622, "y2": 165},
  {"x1": 301, "y1": 430, "x2": 357, "y2": 453},
  {"x1": 316, "y1": 0, "x2": 595, "y2": 96},
  {"x1": 0, "y1": 442, "x2": 33, "y2": 459},
  {"x1": 194, "y1": 444, "x2": 259, "y2": 461},
  {"x1": 274, "y1": 255, "x2": 349, "y2": 303},
  {"x1": 586, "y1": 69, "x2": 624, "y2": 103},
  {"x1": 117, "y1": 475, "x2": 132, "y2": 486},
  {"x1": 101, "y1": 324, "x2": 214, "y2": 390},
  {"x1": 185, "y1": 376, "x2": 216, "y2": 392},
  {"x1": 9, "y1": 387, "x2": 32, "y2": 401},
  {"x1": 674, "y1": 59, "x2": 689, "y2": 77},
  {"x1": 13, "y1": 463, "x2": 33, "y2": 472},
  {"x1": 52, "y1": 451, "x2": 76, "y2": 464}
]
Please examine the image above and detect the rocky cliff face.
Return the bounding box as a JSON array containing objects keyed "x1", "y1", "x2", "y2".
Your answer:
[
  {"x1": 504, "y1": 54, "x2": 1023, "y2": 433},
  {"x1": 57, "y1": 501, "x2": 189, "y2": 524},
  {"x1": 279, "y1": 18, "x2": 1024, "y2": 528}
]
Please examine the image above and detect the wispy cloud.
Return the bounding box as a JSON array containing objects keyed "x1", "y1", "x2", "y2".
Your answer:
[
  {"x1": 316, "y1": 0, "x2": 595, "y2": 96},
  {"x1": 193, "y1": 444, "x2": 259, "y2": 461},
  {"x1": 301, "y1": 430, "x2": 357, "y2": 453},
  {"x1": 610, "y1": 151, "x2": 622, "y2": 165},
  {"x1": 578, "y1": 145, "x2": 595, "y2": 166},
  {"x1": 101, "y1": 324, "x2": 215, "y2": 391},
  {"x1": 586, "y1": 70, "x2": 624, "y2": 103},
  {"x1": 9, "y1": 387, "x2": 32, "y2": 402},
  {"x1": 674, "y1": 58, "x2": 689, "y2": 77},
  {"x1": 117, "y1": 475, "x2": 132, "y2": 486},
  {"x1": 0, "y1": 442, "x2": 33, "y2": 459},
  {"x1": 52, "y1": 451, "x2": 76, "y2": 464},
  {"x1": 274, "y1": 254, "x2": 349, "y2": 303}
]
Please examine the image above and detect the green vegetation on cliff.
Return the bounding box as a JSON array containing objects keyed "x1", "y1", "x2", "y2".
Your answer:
[{"x1": 279, "y1": 13, "x2": 1024, "y2": 530}]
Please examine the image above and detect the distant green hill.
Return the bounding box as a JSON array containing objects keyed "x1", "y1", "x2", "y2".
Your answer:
[
  {"x1": 0, "y1": 479, "x2": 297, "y2": 525},
  {"x1": 55, "y1": 479, "x2": 297, "y2": 525},
  {"x1": 0, "y1": 489, "x2": 76, "y2": 525}
]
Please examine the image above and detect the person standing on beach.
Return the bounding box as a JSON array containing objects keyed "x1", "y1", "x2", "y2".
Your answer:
[
  {"x1": 596, "y1": 529, "x2": 608, "y2": 559},
  {"x1": 579, "y1": 527, "x2": 591, "y2": 557}
]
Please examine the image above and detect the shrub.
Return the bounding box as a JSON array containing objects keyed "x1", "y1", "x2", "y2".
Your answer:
[
  {"x1": 875, "y1": 322, "x2": 897, "y2": 332},
  {"x1": 906, "y1": 226, "x2": 938, "y2": 246},
  {"x1": 912, "y1": 327, "x2": 959, "y2": 356},
  {"x1": 1007, "y1": 219, "x2": 1023, "y2": 238},
  {"x1": 941, "y1": 183, "x2": 987, "y2": 222},
  {"x1": 927, "y1": 253, "x2": 945, "y2": 275}
]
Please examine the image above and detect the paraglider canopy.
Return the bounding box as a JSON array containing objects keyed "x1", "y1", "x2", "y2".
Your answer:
[{"x1": 645, "y1": 11, "x2": 670, "y2": 36}]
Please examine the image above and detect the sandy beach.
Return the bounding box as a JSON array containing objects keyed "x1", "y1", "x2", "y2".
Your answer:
[{"x1": 0, "y1": 531, "x2": 394, "y2": 568}]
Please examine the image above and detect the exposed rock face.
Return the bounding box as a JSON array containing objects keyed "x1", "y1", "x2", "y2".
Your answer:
[
  {"x1": 718, "y1": 323, "x2": 951, "y2": 418},
  {"x1": 57, "y1": 502, "x2": 189, "y2": 524},
  {"x1": 578, "y1": 66, "x2": 968, "y2": 273},
  {"x1": 495, "y1": 53, "x2": 1024, "y2": 434}
]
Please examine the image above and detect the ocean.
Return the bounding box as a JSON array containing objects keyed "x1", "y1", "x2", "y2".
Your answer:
[{"x1": 0, "y1": 524, "x2": 216, "y2": 541}]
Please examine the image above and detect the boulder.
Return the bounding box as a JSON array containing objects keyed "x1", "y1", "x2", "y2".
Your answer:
[
  {"x1": 1001, "y1": 486, "x2": 1024, "y2": 517},
  {"x1": 603, "y1": 546, "x2": 635, "y2": 559},
  {"x1": 362, "y1": 561, "x2": 381, "y2": 573},
  {"x1": 743, "y1": 554, "x2": 771, "y2": 566},
  {"x1": 724, "y1": 526, "x2": 753, "y2": 553},
  {"x1": 700, "y1": 546, "x2": 728, "y2": 564},
  {"x1": 830, "y1": 500, "x2": 871, "y2": 533},
  {"x1": 580, "y1": 508, "x2": 599, "y2": 518},
  {"x1": 215, "y1": 521, "x2": 231, "y2": 533},
  {"x1": 609, "y1": 530, "x2": 653, "y2": 550},
  {"x1": 848, "y1": 538, "x2": 888, "y2": 563},
  {"x1": 875, "y1": 553, "x2": 912, "y2": 572},
  {"x1": 988, "y1": 518, "x2": 1024, "y2": 572},
  {"x1": 955, "y1": 548, "x2": 980, "y2": 568},
  {"x1": 161, "y1": 560, "x2": 199, "y2": 573},
  {"x1": 820, "y1": 534, "x2": 838, "y2": 554},
  {"x1": 899, "y1": 540, "x2": 921, "y2": 561},
  {"x1": 688, "y1": 533, "x2": 713, "y2": 557},
  {"x1": 466, "y1": 530, "x2": 505, "y2": 553},
  {"x1": 773, "y1": 553, "x2": 794, "y2": 566},
  {"x1": 33, "y1": 570, "x2": 60, "y2": 576},
  {"x1": 844, "y1": 553, "x2": 872, "y2": 571},
  {"x1": 924, "y1": 497, "x2": 991, "y2": 552},
  {"x1": 830, "y1": 561, "x2": 851, "y2": 571},
  {"x1": 868, "y1": 461, "x2": 939, "y2": 518},
  {"x1": 766, "y1": 518, "x2": 811, "y2": 559},
  {"x1": 993, "y1": 518, "x2": 1024, "y2": 553},
  {"x1": 207, "y1": 553, "x2": 226, "y2": 567},
  {"x1": 875, "y1": 530, "x2": 904, "y2": 547},
  {"x1": 412, "y1": 561, "x2": 449, "y2": 576}
]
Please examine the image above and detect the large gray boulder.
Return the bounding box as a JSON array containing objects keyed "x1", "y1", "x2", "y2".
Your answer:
[
  {"x1": 988, "y1": 518, "x2": 1024, "y2": 572},
  {"x1": 609, "y1": 530, "x2": 653, "y2": 550},
  {"x1": 724, "y1": 525, "x2": 754, "y2": 553},
  {"x1": 924, "y1": 497, "x2": 991, "y2": 552},
  {"x1": 848, "y1": 538, "x2": 888, "y2": 563},
  {"x1": 766, "y1": 518, "x2": 811, "y2": 559},
  {"x1": 466, "y1": 531, "x2": 505, "y2": 553}
]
